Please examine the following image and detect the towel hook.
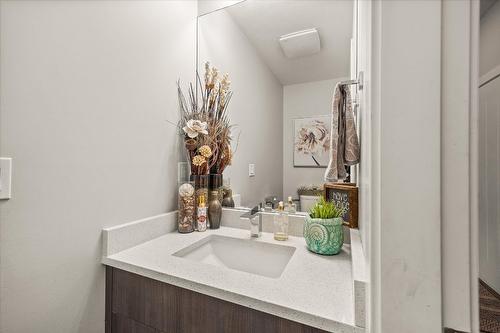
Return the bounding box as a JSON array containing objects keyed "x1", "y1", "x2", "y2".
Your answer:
[{"x1": 339, "y1": 71, "x2": 364, "y2": 91}]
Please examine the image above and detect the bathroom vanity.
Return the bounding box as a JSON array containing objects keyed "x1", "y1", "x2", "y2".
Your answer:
[
  {"x1": 106, "y1": 267, "x2": 329, "y2": 333},
  {"x1": 102, "y1": 210, "x2": 366, "y2": 333}
]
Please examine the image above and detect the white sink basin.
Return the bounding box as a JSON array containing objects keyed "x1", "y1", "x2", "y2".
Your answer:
[{"x1": 173, "y1": 235, "x2": 296, "y2": 278}]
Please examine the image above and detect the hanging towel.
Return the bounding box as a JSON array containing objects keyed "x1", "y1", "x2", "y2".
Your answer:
[{"x1": 324, "y1": 83, "x2": 360, "y2": 182}]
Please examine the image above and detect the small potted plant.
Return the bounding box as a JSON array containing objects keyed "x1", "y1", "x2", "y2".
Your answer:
[{"x1": 304, "y1": 197, "x2": 345, "y2": 255}]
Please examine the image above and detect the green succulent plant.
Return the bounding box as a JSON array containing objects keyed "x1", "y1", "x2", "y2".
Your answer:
[{"x1": 309, "y1": 197, "x2": 344, "y2": 219}]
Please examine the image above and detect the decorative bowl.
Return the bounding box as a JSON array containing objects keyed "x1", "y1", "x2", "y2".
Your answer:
[{"x1": 303, "y1": 216, "x2": 344, "y2": 255}]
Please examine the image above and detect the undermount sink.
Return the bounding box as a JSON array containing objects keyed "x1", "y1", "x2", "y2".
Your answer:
[{"x1": 173, "y1": 235, "x2": 296, "y2": 278}]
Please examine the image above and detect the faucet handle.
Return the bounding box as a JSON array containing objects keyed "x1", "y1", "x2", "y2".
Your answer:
[{"x1": 248, "y1": 203, "x2": 263, "y2": 216}]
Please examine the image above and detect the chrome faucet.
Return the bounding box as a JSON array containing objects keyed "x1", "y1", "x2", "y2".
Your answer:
[{"x1": 240, "y1": 203, "x2": 263, "y2": 237}]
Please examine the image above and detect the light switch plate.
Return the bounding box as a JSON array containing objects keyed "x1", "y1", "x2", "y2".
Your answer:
[
  {"x1": 0, "y1": 158, "x2": 12, "y2": 199},
  {"x1": 248, "y1": 163, "x2": 255, "y2": 177},
  {"x1": 178, "y1": 162, "x2": 189, "y2": 183}
]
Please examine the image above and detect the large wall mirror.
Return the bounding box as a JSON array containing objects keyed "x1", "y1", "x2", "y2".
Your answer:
[{"x1": 197, "y1": 0, "x2": 356, "y2": 213}]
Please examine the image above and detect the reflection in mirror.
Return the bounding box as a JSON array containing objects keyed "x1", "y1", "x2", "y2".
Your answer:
[{"x1": 198, "y1": 0, "x2": 356, "y2": 212}]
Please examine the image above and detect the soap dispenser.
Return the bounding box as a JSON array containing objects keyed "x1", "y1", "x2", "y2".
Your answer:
[
  {"x1": 286, "y1": 196, "x2": 297, "y2": 214},
  {"x1": 273, "y1": 201, "x2": 289, "y2": 241}
]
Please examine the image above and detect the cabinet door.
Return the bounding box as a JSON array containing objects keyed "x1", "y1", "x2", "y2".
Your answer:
[
  {"x1": 112, "y1": 313, "x2": 156, "y2": 333},
  {"x1": 107, "y1": 267, "x2": 330, "y2": 333}
]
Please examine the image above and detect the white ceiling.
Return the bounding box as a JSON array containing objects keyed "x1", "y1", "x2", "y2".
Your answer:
[{"x1": 225, "y1": 0, "x2": 353, "y2": 85}]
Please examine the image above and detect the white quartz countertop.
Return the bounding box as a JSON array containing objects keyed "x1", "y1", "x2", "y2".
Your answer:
[{"x1": 102, "y1": 226, "x2": 361, "y2": 333}]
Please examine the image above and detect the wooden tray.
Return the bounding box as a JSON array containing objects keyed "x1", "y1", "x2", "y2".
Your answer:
[{"x1": 324, "y1": 183, "x2": 358, "y2": 229}]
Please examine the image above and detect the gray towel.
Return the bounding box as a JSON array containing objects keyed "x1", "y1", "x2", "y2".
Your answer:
[{"x1": 324, "y1": 83, "x2": 360, "y2": 182}]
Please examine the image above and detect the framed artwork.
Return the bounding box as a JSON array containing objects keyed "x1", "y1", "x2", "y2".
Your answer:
[{"x1": 293, "y1": 115, "x2": 331, "y2": 167}]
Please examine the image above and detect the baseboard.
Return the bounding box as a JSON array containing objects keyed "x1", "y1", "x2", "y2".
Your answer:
[
  {"x1": 480, "y1": 278, "x2": 500, "y2": 299},
  {"x1": 443, "y1": 328, "x2": 469, "y2": 333}
]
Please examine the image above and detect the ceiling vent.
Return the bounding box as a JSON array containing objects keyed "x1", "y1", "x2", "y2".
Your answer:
[{"x1": 279, "y1": 28, "x2": 321, "y2": 59}]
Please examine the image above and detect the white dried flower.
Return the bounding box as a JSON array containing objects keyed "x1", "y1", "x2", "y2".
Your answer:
[
  {"x1": 204, "y1": 62, "x2": 210, "y2": 85},
  {"x1": 220, "y1": 73, "x2": 230, "y2": 93},
  {"x1": 199, "y1": 145, "x2": 212, "y2": 158},
  {"x1": 192, "y1": 155, "x2": 206, "y2": 166},
  {"x1": 210, "y1": 67, "x2": 219, "y2": 86},
  {"x1": 179, "y1": 183, "x2": 194, "y2": 197},
  {"x1": 183, "y1": 119, "x2": 208, "y2": 138}
]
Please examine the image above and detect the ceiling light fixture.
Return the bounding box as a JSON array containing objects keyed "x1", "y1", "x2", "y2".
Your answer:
[{"x1": 279, "y1": 28, "x2": 321, "y2": 59}]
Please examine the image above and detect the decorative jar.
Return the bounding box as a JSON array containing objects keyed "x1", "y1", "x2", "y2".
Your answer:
[
  {"x1": 177, "y1": 181, "x2": 196, "y2": 233},
  {"x1": 303, "y1": 216, "x2": 344, "y2": 255},
  {"x1": 208, "y1": 190, "x2": 222, "y2": 229}
]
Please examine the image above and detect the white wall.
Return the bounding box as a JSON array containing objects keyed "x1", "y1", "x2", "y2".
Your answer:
[
  {"x1": 355, "y1": 0, "x2": 373, "y2": 329},
  {"x1": 198, "y1": 9, "x2": 283, "y2": 207},
  {"x1": 441, "y1": 1, "x2": 477, "y2": 332},
  {"x1": 356, "y1": 0, "x2": 372, "y2": 264},
  {"x1": 363, "y1": 1, "x2": 480, "y2": 332},
  {"x1": 441, "y1": 1, "x2": 475, "y2": 331},
  {"x1": 479, "y1": 0, "x2": 500, "y2": 295},
  {"x1": 366, "y1": 1, "x2": 443, "y2": 332},
  {"x1": 282, "y1": 78, "x2": 346, "y2": 201},
  {"x1": 479, "y1": 74, "x2": 500, "y2": 295},
  {"x1": 0, "y1": 1, "x2": 197, "y2": 332},
  {"x1": 480, "y1": 0, "x2": 500, "y2": 76}
]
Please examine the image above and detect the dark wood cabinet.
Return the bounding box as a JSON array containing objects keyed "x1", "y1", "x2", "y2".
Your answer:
[
  {"x1": 112, "y1": 314, "x2": 157, "y2": 333},
  {"x1": 106, "y1": 267, "x2": 329, "y2": 333}
]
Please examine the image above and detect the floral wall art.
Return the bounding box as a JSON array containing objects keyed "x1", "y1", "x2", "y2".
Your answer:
[{"x1": 293, "y1": 115, "x2": 331, "y2": 167}]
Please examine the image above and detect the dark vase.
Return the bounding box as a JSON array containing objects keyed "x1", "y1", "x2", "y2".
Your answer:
[
  {"x1": 208, "y1": 190, "x2": 222, "y2": 229},
  {"x1": 209, "y1": 173, "x2": 223, "y2": 203},
  {"x1": 190, "y1": 174, "x2": 209, "y2": 190},
  {"x1": 222, "y1": 188, "x2": 235, "y2": 208}
]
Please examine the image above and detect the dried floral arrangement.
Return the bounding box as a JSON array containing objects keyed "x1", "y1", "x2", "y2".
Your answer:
[{"x1": 176, "y1": 62, "x2": 237, "y2": 176}]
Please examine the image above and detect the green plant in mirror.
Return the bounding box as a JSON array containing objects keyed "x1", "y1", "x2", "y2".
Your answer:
[{"x1": 309, "y1": 197, "x2": 344, "y2": 219}]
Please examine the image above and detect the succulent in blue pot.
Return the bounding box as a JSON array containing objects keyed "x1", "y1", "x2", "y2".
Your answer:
[{"x1": 304, "y1": 197, "x2": 345, "y2": 255}]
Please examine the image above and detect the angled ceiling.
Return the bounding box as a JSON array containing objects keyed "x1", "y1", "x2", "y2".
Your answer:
[{"x1": 225, "y1": 0, "x2": 353, "y2": 85}]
